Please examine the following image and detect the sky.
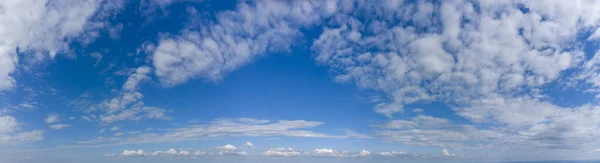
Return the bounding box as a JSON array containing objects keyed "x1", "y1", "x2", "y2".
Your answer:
[{"x1": 2, "y1": 0, "x2": 600, "y2": 163}]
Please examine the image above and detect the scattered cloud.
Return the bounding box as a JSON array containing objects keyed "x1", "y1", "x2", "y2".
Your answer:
[
  {"x1": 215, "y1": 144, "x2": 247, "y2": 156},
  {"x1": 78, "y1": 66, "x2": 171, "y2": 123},
  {"x1": 45, "y1": 114, "x2": 59, "y2": 124},
  {"x1": 106, "y1": 148, "x2": 206, "y2": 157},
  {"x1": 378, "y1": 151, "x2": 410, "y2": 157},
  {"x1": 110, "y1": 127, "x2": 120, "y2": 131},
  {"x1": 114, "y1": 132, "x2": 123, "y2": 136},
  {"x1": 50, "y1": 124, "x2": 70, "y2": 130},
  {"x1": 0, "y1": 0, "x2": 124, "y2": 90},
  {"x1": 0, "y1": 115, "x2": 44, "y2": 144},
  {"x1": 262, "y1": 147, "x2": 302, "y2": 157}
]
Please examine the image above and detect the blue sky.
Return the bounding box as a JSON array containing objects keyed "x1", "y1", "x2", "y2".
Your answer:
[{"x1": 2, "y1": 0, "x2": 600, "y2": 163}]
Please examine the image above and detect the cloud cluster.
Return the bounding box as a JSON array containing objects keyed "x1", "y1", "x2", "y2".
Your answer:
[
  {"x1": 0, "y1": 115, "x2": 44, "y2": 144},
  {"x1": 75, "y1": 67, "x2": 171, "y2": 123},
  {"x1": 0, "y1": 0, "x2": 124, "y2": 90},
  {"x1": 107, "y1": 144, "x2": 250, "y2": 157},
  {"x1": 145, "y1": 0, "x2": 600, "y2": 151},
  {"x1": 45, "y1": 114, "x2": 70, "y2": 130},
  {"x1": 215, "y1": 144, "x2": 247, "y2": 156},
  {"x1": 262, "y1": 148, "x2": 410, "y2": 158},
  {"x1": 106, "y1": 148, "x2": 206, "y2": 157},
  {"x1": 262, "y1": 147, "x2": 302, "y2": 157}
]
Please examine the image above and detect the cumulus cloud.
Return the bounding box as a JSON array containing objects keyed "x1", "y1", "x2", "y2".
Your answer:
[
  {"x1": 151, "y1": 0, "x2": 337, "y2": 86},
  {"x1": 106, "y1": 148, "x2": 207, "y2": 157},
  {"x1": 244, "y1": 142, "x2": 254, "y2": 148},
  {"x1": 0, "y1": 115, "x2": 18, "y2": 133},
  {"x1": 141, "y1": 0, "x2": 600, "y2": 151},
  {"x1": 215, "y1": 144, "x2": 247, "y2": 156},
  {"x1": 262, "y1": 147, "x2": 302, "y2": 157},
  {"x1": 0, "y1": 115, "x2": 44, "y2": 144},
  {"x1": 0, "y1": 0, "x2": 124, "y2": 90},
  {"x1": 378, "y1": 151, "x2": 409, "y2": 157}
]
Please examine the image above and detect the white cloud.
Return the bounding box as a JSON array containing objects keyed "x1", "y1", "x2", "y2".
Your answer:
[
  {"x1": 99, "y1": 129, "x2": 106, "y2": 133},
  {"x1": 110, "y1": 127, "x2": 120, "y2": 131},
  {"x1": 69, "y1": 116, "x2": 75, "y2": 120},
  {"x1": 0, "y1": 115, "x2": 44, "y2": 144},
  {"x1": 262, "y1": 147, "x2": 302, "y2": 157},
  {"x1": 107, "y1": 148, "x2": 214, "y2": 157},
  {"x1": 80, "y1": 66, "x2": 171, "y2": 123},
  {"x1": 50, "y1": 124, "x2": 70, "y2": 130},
  {"x1": 81, "y1": 116, "x2": 92, "y2": 122},
  {"x1": 0, "y1": 115, "x2": 18, "y2": 133},
  {"x1": 45, "y1": 114, "x2": 59, "y2": 124},
  {"x1": 215, "y1": 144, "x2": 247, "y2": 156},
  {"x1": 114, "y1": 132, "x2": 123, "y2": 136},
  {"x1": 67, "y1": 118, "x2": 368, "y2": 147},
  {"x1": 357, "y1": 149, "x2": 371, "y2": 157},
  {"x1": 244, "y1": 142, "x2": 254, "y2": 148},
  {"x1": 0, "y1": 0, "x2": 124, "y2": 90},
  {"x1": 90, "y1": 52, "x2": 102, "y2": 67},
  {"x1": 378, "y1": 151, "x2": 409, "y2": 157},
  {"x1": 374, "y1": 115, "x2": 450, "y2": 129},
  {"x1": 151, "y1": 1, "x2": 337, "y2": 87},
  {"x1": 442, "y1": 149, "x2": 456, "y2": 157},
  {"x1": 215, "y1": 144, "x2": 237, "y2": 151},
  {"x1": 311, "y1": 148, "x2": 344, "y2": 157}
]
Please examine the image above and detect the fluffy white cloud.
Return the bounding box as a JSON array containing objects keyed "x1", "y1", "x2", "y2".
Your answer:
[
  {"x1": 44, "y1": 114, "x2": 59, "y2": 124},
  {"x1": 311, "y1": 148, "x2": 345, "y2": 157},
  {"x1": 0, "y1": 0, "x2": 124, "y2": 90},
  {"x1": 50, "y1": 124, "x2": 70, "y2": 130},
  {"x1": 357, "y1": 149, "x2": 371, "y2": 157},
  {"x1": 0, "y1": 115, "x2": 18, "y2": 133},
  {"x1": 0, "y1": 115, "x2": 44, "y2": 144},
  {"x1": 110, "y1": 127, "x2": 120, "y2": 131},
  {"x1": 107, "y1": 148, "x2": 206, "y2": 157},
  {"x1": 244, "y1": 142, "x2": 254, "y2": 148},
  {"x1": 151, "y1": 1, "x2": 337, "y2": 87},
  {"x1": 215, "y1": 144, "x2": 237, "y2": 151},
  {"x1": 378, "y1": 151, "x2": 409, "y2": 157},
  {"x1": 442, "y1": 149, "x2": 455, "y2": 156},
  {"x1": 148, "y1": 0, "x2": 598, "y2": 152},
  {"x1": 262, "y1": 147, "x2": 302, "y2": 157},
  {"x1": 215, "y1": 144, "x2": 247, "y2": 156}
]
